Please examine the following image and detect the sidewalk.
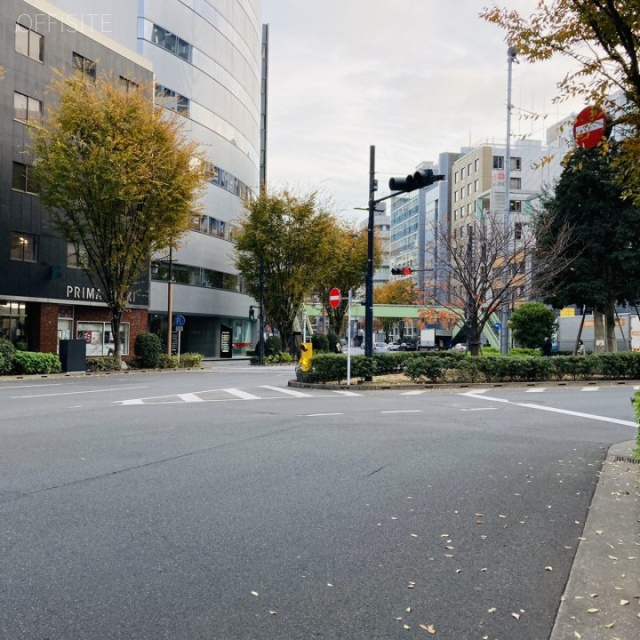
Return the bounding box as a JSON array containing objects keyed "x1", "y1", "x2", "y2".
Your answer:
[{"x1": 549, "y1": 440, "x2": 640, "y2": 640}]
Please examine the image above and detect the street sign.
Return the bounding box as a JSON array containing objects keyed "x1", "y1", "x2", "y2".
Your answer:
[
  {"x1": 329, "y1": 287, "x2": 341, "y2": 309},
  {"x1": 573, "y1": 106, "x2": 608, "y2": 149},
  {"x1": 494, "y1": 322, "x2": 502, "y2": 332},
  {"x1": 174, "y1": 314, "x2": 185, "y2": 328}
]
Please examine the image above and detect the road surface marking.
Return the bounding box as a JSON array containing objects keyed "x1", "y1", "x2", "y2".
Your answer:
[
  {"x1": 224, "y1": 388, "x2": 261, "y2": 400},
  {"x1": 177, "y1": 393, "x2": 205, "y2": 402},
  {"x1": 381, "y1": 410, "x2": 422, "y2": 414},
  {"x1": 401, "y1": 390, "x2": 428, "y2": 396},
  {"x1": 0, "y1": 383, "x2": 63, "y2": 390},
  {"x1": 461, "y1": 407, "x2": 497, "y2": 411},
  {"x1": 260, "y1": 385, "x2": 312, "y2": 397},
  {"x1": 299, "y1": 412, "x2": 344, "y2": 417},
  {"x1": 525, "y1": 388, "x2": 546, "y2": 393},
  {"x1": 581, "y1": 386, "x2": 599, "y2": 392},
  {"x1": 12, "y1": 386, "x2": 148, "y2": 399},
  {"x1": 332, "y1": 390, "x2": 362, "y2": 396},
  {"x1": 459, "y1": 391, "x2": 637, "y2": 427}
]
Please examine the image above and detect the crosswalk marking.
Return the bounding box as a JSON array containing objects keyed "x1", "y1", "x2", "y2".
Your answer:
[
  {"x1": 525, "y1": 388, "x2": 546, "y2": 393},
  {"x1": 401, "y1": 390, "x2": 428, "y2": 396},
  {"x1": 177, "y1": 393, "x2": 205, "y2": 402},
  {"x1": 260, "y1": 385, "x2": 312, "y2": 397},
  {"x1": 224, "y1": 388, "x2": 261, "y2": 400},
  {"x1": 332, "y1": 390, "x2": 362, "y2": 396},
  {"x1": 581, "y1": 387, "x2": 599, "y2": 392}
]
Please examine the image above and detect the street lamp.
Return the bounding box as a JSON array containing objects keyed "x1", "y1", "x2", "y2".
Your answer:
[{"x1": 500, "y1": 45, "x2": 518, "y2": 355}]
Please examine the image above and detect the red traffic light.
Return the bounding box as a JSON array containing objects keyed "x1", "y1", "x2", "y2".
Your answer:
[{"x1": 391, "y1": 267, "x2": 412, "y2": 275}]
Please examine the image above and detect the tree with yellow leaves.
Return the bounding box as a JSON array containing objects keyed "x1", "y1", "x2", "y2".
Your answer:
[{"x1": 31, "y1": 74, "x2": 208, "y2": 359}]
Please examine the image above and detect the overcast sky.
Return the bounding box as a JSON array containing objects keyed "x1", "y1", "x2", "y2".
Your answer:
[{"x1": 261, "y1": 0, "x2": 584, "y2": 222}]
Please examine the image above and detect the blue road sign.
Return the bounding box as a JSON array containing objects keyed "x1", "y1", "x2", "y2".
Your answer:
[
  {"x1": 494, "y1": 322, "x2": 502, "y2": 332},
  {"x1": 174, "y1": 314, "x2": 186, "y2": 328}
]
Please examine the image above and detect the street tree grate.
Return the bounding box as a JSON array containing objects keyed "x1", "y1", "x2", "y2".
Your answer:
[{"x1": 612, "y1": 455, "x2": 640, "y2": 464}]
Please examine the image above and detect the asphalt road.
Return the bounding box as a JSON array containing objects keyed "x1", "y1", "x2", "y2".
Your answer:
[{"x1": 0, "y1": 366, "x2": 636, "y2": 639}]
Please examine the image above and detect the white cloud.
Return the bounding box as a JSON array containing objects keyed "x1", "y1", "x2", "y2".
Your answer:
[{"x1": 262, "y1": 0, "x2": 584, "y2": 220}]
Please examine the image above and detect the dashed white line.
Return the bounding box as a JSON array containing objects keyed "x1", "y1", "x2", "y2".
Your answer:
[
  {"x1": 177, "y1": 393, "x2": 205, "y2": 402},
  {"x1": 299, "y1": 413, "x2": 344, "y2": 417},
  {"x1": 381, "y1": 410, "x2": 422, "y2": 414}
]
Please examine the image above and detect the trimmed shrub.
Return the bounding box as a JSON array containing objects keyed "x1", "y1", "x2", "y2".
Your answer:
[
  {"x1": 180, "y1": 352, "x2": 203, "y2": 368},
  {"x1": 311, "y1": 333, "x2": 330, "y2": 353},
  {"x1": 0, "y1": 339, "x2": 16, "y2": 375},
  {"x1": 86, "y1": 356, "x2": 120, "y2": 372},
  {"x1": 404, "y1": 357, "x2": 443, "y2": 383},
  {"x1": 134, "y1": 332, "x2": 163, "y2": 368},
  {"x1": 12, "y1": 351, "x2": 61, "y2": 375},
  {"x1": 265, "y1": 335, "x2": 282, "y2": 357},
  {"x1": 158, "y1": 354, "x2": 180, "y2": 369}
]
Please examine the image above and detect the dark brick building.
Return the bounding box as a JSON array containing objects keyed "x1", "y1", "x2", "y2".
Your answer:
[{"x1": 0, "y1": 0, "x2": 153, "y2": 357}]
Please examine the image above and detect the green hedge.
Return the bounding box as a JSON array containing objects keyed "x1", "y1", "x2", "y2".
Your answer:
[
  {"x1": 302, "y1": 351, "x2": 640, "y2": 385},
  {"x1": 0, "y1": 339, "x2": 16, "y2": 375},
  {"x1": 12, "y1": 351, "x2": 62, "y2": 375}
]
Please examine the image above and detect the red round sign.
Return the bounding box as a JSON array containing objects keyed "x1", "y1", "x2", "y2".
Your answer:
[
  {"x1": 329, "y1": 287, "x2": 341, "y2": 309},
  {"x1": 573, "y1": 106, "x2": 607, "y2": 149}
]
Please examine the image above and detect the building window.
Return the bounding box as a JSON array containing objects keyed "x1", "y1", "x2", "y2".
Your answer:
[
  {"x1": 67, "y1": 242, "x2": 88, "y2": 269},
  {"x1": 468, "y1": 162, "x2": 473, "y2": 175},
  {"x1": 77, "y1": 322, "x2": 130, "y2": 357},
  {"x1": 474, "y1": 158, "x2": 479, "y2": 171},
  {"x1": 467, "y1": 184, "x2": 472, "y2": 196},
  {"x1": 493, "y1": 156, "x2": 504, "y2": 169},
  {"x1": 461, "y1": 167, "x2": 466, "y2": 179},
  {"x1": 510, "y1": 157, "x2": 522, "y2": 171},
  {"x1": 14, "y1": 92, "x2": 42, "y2": 123},
  {"x1": 10, "y1": 232, "x2": 38, "y2": 262},
  {"x1": 73, "y1": 52, "x2": 97, "y2": 81},
  {"x1": 15, "y1": 23, "x2": 43, "y2": 62},
  {"x1": 514, "y1": 222, "x2": 523, "y2": 240},
  {"x1": 474, "y1": 179, "x2": 480, "y2": 192},
  {"x1": 119, "y1": 76, "x2": 138, "y2": 93},
  {"x1": 151, "y1": 24, "x2": 192, "y2": 61},
  {"x1": 454, "y1": 191, "x2": 459, "y2": 203},
  {"x1": 12, "y1": 162, "x2": 38, "y2": 194},
  {"x1": 454, "y1": 171, "x2": 459, "y2": 183},
  {"x1": 155, "y1": 84, "x2": 190, "y2": 116},
  {"x1": 510, "y1": 177, "x2": 522, "y2": 189},
  {"x1": 509, "y1": 200, "x2": 522, "y2": 212}
]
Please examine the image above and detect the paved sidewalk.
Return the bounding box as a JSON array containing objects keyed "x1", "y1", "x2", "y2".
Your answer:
[{"x1": 549, "y1": 440, "x2": 640, "y2": 640}]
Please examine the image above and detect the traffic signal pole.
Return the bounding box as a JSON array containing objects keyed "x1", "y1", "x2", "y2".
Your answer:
[{"x1": 365, "y1": 145, "x2": 376, "y2": 359}]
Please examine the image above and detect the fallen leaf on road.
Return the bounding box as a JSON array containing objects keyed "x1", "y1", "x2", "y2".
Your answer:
[
  {"x1": 269, "y1": 610, "x2": 278, "y2": 616},
  {"x1": 251, "y1": 591, "x2": 259, "y2": 597},
  {"x1": 419, "y1": 623, "x2": 436, "y2": 634},
  {"x1": 604, "y1": 622, "x2": 615, "y2": 629},
  {"x1": 574, "y1": 632, "x2": 581, "y2": 639},
  {"x1": 587, "y1": 608, "x2": 599, "y2": 613},
  {"x1": 411, "y1": 534, "x2": 418, "y2": 538},
  {"x1": 545, "y1": 566, "x2": 553, "y2": 571},
  {"x1": 608, "y1": 555, "x2": 619, "y2": 560},
  {"x1": 620, "y1": 600, "x2": 629, "y2": 606},
  {"x1": 488, "y1": 607, "x2": 497, "y2": 613},
  {"x1": 403, "y1": 624, "x2": 410, "y2": 630},
  {"x1": 512, "y1": 612, "x2": 520, "y2": 620},
  {"x1": 406, "y1": 607, "x2": 412, "y2": 613}
]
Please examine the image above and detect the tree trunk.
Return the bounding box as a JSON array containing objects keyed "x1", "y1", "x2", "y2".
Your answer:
[
  {"x1": 593, "y1": 307, "x2": 606, "y2": 354},
  {"x1": 469, "y1": 314, "x2": 481, "y2": 356},
  {"x1": 605, "y1": 299, "x2": 618, "y2": 352},
  {"x1": 110, "y1": 310, "x2": 123, "y2": 361}
]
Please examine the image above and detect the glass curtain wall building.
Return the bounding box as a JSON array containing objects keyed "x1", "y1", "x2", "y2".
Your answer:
[{"x1": 48, "y1": 0, "x2": 264, "y2": 357}]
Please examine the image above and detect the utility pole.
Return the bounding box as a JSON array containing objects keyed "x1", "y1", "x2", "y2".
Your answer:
[{"x1": 500, "y1": 46, "x2": 517, "y2": 355}]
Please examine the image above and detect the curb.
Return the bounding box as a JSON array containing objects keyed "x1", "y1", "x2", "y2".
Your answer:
[{"x1": 549, "y1": 440, "x2": 640, "y2": 640}]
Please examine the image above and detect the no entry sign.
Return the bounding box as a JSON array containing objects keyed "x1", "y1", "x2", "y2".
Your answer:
[
  {"x1": 329, "y1": 287, "x2": 341, "y2": 309},
  {"x1": 573, "y1": 106, "x2": 608, "y2": 149}
]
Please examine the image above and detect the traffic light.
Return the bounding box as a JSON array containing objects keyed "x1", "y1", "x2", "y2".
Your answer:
[
  {"x1": 389, "y1": 169, "x2": 445, "y2": 193},
  {"x1": 391, "y1": 267, "x2": 412, "y2": 275},
  {"x1": 249, "y1": 305, "x2": 255, "y2": 321}
]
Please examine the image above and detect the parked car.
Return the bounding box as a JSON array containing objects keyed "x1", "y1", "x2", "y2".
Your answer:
[
  {"x1": 451, "y1": 343, "x2": 467, "y2": 352},
  {"x1": 387, "y1": 342, "x2": 402, "y2": 351},
  {"x1": 373, "y1": 341, "x2": 390, "y2": 352},
  {"x1": 400, "y1": 342, "x2": 417, "y2": 351}
]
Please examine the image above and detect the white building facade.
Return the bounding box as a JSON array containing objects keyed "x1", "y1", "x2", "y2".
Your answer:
[{"x1": 47, "y1": 0, "x2": 264, "y2": 357}]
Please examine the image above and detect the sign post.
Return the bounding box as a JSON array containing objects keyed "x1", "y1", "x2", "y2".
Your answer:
[
  {"x1": 346, "y1": 289, "x2": 352, "y2": 387},
  {"x1": 573, "y1": 106, "x2": 608, "y2": 149}
]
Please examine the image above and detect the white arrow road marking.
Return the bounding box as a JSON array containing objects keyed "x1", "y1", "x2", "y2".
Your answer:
[
  {"x1": 224, "y1": 388, "x2": 261, "y2": 400},
  {"x1": 260, "y1": 385, "x2": 312, "y2": 397},
  {"x1": 459, "y1": 391, "x2": 637, "y2": 427}
]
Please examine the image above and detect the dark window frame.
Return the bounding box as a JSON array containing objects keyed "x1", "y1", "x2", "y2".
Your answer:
[{"x1": 10, "y1": 231, "x2": 39, "y2": 262}]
